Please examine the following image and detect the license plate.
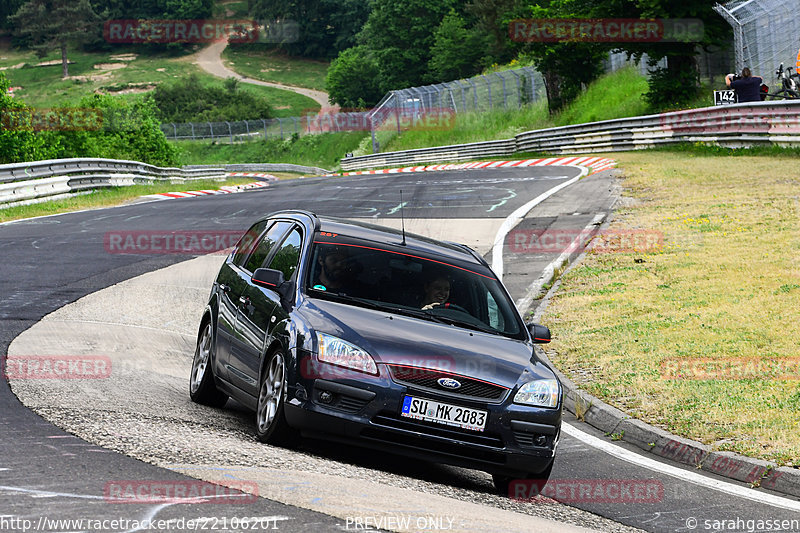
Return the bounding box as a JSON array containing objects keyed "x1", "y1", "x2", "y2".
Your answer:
[{"x1": 400, "y1": 395, "x2": 487, "y2": 432}]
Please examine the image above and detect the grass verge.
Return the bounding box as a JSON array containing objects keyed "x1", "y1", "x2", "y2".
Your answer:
[
  {"x1": 0, "y1": 177, "x2": 252, "y2": 223},
  {"x1": 223, "y1": 44, "x2": 329, "y2": 91},
  {"x1": 544, "y1": 150, "x2": 800, "y2": 466},
  {"x1": 173, "y1": 132, "x2": 367, "y2": 170}
]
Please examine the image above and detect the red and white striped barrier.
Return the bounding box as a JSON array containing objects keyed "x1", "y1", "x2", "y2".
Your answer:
[
  {"x1": 141, "y1": 177, "x2": 271, "y2": 201},
  {"x1": 335, "y1": 156, "x2": 616, "y2": 177}
]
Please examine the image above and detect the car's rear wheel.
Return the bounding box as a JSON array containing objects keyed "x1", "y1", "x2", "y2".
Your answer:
[
  {"x1": 189, "y1": 320, "x2": 228, "y2": 407},
  {"x1": 493, "y1": 461, "x2": 553, "y2": 498},
  {"x1": 255, "y1": 349, "x2": 297, "y2": 446}
]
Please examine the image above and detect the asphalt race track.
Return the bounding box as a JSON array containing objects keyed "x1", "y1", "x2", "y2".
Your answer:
[{"x1": 2, "y1": 167, "x2": 799, "y2": 532}]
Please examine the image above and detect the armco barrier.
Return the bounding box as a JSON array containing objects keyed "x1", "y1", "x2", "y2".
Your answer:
[
  {"x1": 184, "y1": 163, "x2": 331, "y2": 175},
  {"x1": 341, "y1": 100, "x2": 800, "y2": 171},
  {"x1": 0, "y1": 158, "x2": 225, "y2": 208}
]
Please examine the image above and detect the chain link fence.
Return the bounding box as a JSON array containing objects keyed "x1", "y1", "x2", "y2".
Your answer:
[
  {"x1": 715, "y1": 0, "x2": 800, "y2": 80},
  {"x1": 365, "y1": 67, "x2": 544, "y2": 153}
]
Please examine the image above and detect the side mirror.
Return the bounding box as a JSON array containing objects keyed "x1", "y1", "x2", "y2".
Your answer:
[
  {"x1": 526, "y1": 323, "x2": 551, "y2": 344},
  {"x1": 252, "y1": 268, "x2": 293, "y2": 301}
]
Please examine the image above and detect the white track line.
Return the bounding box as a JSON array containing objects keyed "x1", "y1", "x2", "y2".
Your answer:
[
  {"x1": 562, "y1": 424, "x2": 800, "y2": 511},
  {"x1": 491, "y1": 166, "x2": 589, "y2": 280}
]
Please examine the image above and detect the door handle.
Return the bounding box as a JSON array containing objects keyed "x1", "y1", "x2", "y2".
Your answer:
[
  {"x1": 219, "y1": 284, "x2": 230, "y2": 292},
  {"x1": 238, "y1": 296, "x2": 249, "y2": 306}
]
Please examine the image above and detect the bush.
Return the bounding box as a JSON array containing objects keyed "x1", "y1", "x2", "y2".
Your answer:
[
  {"x1": 326, "y1": 46, "x2": 384, "y2": 108},
  {"x1": 153, "y1": 74, "x2": 272, "y2": 123}
]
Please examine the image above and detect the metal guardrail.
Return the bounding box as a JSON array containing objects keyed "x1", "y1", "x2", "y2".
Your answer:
[
  {"x1": 0, "y1": 158, "x2": 226, "y2": 209},
  {"x1": 340, "y1": 101, "x2": 800, "y2": 171},
  {"x1": 184, "y1": 163, "x2": 331, "y2": 175}
]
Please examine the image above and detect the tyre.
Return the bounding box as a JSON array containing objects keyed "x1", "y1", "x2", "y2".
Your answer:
[
  {"x1": 255, "y1": 349, "x2": 297, "y2": 446},
  {"x1": 189, "y1": 320, "x2": 228, "y2": 407},
  {"x1": 493, "y1": 461, "x2": 554, "y2": 498}
]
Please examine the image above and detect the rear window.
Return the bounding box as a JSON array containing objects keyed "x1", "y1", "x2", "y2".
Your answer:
[{"x1": 305, "y1": 233, "x2": 525, "y2": 339}]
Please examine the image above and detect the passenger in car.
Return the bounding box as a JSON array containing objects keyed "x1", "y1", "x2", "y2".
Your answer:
[
  {"x1": 421, "y1": 275, "x2": 451, "y2": 310},
  {"x1": 313, "y1": 245, "x2": 368, "y2": 297}
]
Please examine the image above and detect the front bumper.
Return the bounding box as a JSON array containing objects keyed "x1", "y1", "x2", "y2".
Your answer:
[{"x1": 285, "y1": 367, "x2": 561, "y2": 477}]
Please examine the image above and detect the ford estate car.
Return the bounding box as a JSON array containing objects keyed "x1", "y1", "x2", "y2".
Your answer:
[{"x1": 189, "y1": 210, "x2": 562, "y2": 491}]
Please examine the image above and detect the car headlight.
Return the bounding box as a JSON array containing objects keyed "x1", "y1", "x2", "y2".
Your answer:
[
  {"x1": 316, "y1": 333, "x2": 378, "y2": 375},
  {"x1": 513, "y1": 379, "x2": 560, "y2": 408}
]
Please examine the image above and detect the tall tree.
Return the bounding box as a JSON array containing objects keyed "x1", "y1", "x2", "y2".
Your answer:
[
  {"x1": 10, "y1": 0, "x2": 100, "y2": 78},
  {"x1": 0, "y1": 0, "x2": 25, "y2": 29},
  {"x1": 249, "y1": 0, "x2": 370, "y2": 59},
  {"x1": 428, "y1": 9, "x2": 488, "y2": 81},
  {"x1": 594, "y1": 0, "x2": 731, "y2": 109},
  {"x1": 507, "y1": 0, "x2": 608, "y2": 113},
  {"x1": 360, "y1": 0, "x2": 457, "y2": 91}
]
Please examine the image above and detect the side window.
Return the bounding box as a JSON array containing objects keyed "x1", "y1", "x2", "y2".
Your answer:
[
  {"x1": 243, "y1": 221, "x2": 292, "y2": 273},
  {"x1": 232, "y1": 220, "x2": 269, "y2": 267},
  {"x1": 486, "y1": 291, "x2": 505, "y2": 330},
  {"x1": 267, "y1": 227, "x2": 303, "y2": 280}
]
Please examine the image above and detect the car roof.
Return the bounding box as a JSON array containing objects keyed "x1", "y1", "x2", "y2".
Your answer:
[
  {"x1": 265, "y1": 210, "x2": 484, "y2": 267},
  {"x1": 317, "y1": 215, "x2": 484, "y2": 266}
]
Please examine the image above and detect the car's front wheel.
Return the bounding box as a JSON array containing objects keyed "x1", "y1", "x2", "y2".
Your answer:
[
  {"x1": 255, "y1": 349, "x2": 297, "y2": 446},
  {"x1": 493, "y1": 461, "x2": 554, "y2": 498},
  {"x1": 189, "y1": 320, "x2": 228, "y2": 407}
]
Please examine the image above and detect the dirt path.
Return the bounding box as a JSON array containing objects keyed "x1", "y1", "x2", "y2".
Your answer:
[{"x1": 195, "y1": 40, "x2": 335, "y2": 109}]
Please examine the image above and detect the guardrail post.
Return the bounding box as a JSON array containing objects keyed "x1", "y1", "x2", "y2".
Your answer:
[
  {"x1": 262, "y1": 119, "x2": 267, "y2": 140},
  {"x1": 244, "y1": 120, "x2": 250, "y2": 137},
  {"x1": 190, "y1": 123, "x2": 195, "y2": 140},
  {"x1": 225, "y1": 121, "x2": 233, "y2": 143},
  {"x1": 208, "y1": 122, "x2": 214, "y2": 141}
]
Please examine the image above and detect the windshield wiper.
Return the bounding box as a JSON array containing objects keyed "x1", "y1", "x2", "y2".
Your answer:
[{"x1": 428, "y1": 315, "x2": 498, "y2": 335}]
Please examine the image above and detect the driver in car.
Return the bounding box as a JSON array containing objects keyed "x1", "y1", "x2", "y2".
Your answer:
[{"x1": 421, "y1": 275, "x2": 452, "y2": 310}]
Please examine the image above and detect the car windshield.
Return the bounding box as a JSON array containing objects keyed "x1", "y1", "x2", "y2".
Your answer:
[{"x1": 305, "y1": 233, "x2": 526, "y2": 340}]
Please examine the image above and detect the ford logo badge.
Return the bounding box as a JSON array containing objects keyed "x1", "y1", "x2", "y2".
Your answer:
[{"x1": 437, "y1": 378, "x2": 461, "y2": 390}]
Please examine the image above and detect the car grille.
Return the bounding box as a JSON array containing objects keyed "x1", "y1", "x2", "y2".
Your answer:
[{"x1": 387, "y1": 364, "x2": 509, "y2": 402}]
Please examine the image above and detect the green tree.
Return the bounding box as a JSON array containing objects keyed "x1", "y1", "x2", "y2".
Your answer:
[
  {"x1": 9, "y1": 0, "x2": 100, "y2": 78},
  {"x1": 0, "y1": 73, "x2": 61, "y2": 164},
  {"x1": 508, "y1": 0, "x2": 608, "y2": 113},
  {"x1": 325, "y1": 45, "x2": 383, "y2": 108},
  {"x1": 249, "y1": 0, "x2": 370, "y2": 59},
  {"x1": 360, "y1": 0, "x2": 457, "y2": 91},
  {"x1": 428, "y1": 10, "x2": 488, "y2": 81},
  {"x1": 595, "y1": 0, "x2": 731, "y2": 109},
  {"x1": 0, "y1": 0, "x2": 25, "y2": 29}
]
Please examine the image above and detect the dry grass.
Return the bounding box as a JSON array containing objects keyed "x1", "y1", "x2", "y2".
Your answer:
[{"x1": 545, "y1": 151, "x2": 800, "y2": 466}]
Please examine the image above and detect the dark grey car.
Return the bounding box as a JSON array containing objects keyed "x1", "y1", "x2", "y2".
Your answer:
[{"x1": 189, "y1": 210, "x2": 561, "y2": 492}]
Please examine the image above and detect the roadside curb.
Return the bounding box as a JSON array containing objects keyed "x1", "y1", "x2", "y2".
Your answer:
[
  {"x1": 529, "y1": 170, "x2": 800, "y2": 500},
  {"x1": 140, "y1": 176, "x2": 272, "y2": 201},
  {"x1": 330, "y1": 156, "x2": 616, "y2": 177}
]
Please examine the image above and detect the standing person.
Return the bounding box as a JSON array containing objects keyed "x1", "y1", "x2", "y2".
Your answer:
[{"x1": 726, "y1": 68, "x2": 763, "y2": 103}]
